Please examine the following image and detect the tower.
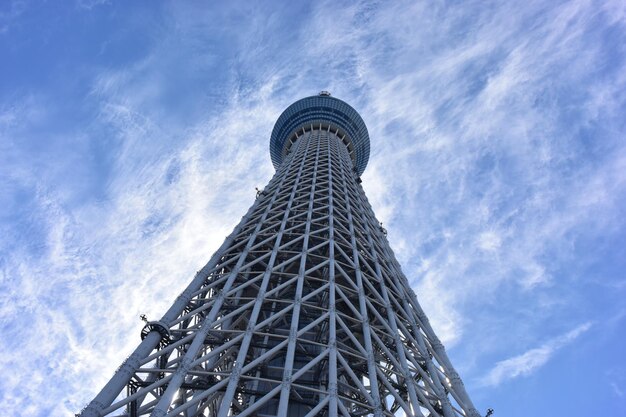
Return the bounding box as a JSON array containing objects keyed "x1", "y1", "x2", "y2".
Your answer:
[{"x1": 80, "y1": 93, "x2": 480, "y2": 417}]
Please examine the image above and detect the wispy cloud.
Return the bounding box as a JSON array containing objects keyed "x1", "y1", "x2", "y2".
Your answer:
[
  {"x1": 76, "y1": 0, "x2": 110, "y2": 10},
  {"x1": 302, "y1": 0, "x2": 626, "y2": 350},
  {"x1": 0, "y1": 47, "x2": 291, "y2": 412},
  {"x1": 480, "y1": 322, "x2": 592, "y2": 386},
  {"x1": 611, "y1": 382, "x2": 624, "y2": 398},
  {"x1": 0, "y1": 0, "x2": 26, "y2": 34}
]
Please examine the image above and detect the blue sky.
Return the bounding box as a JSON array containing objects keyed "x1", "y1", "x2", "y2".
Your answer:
[{"x1": 1, "y1": 1, "x2": 625, "y2": 416}]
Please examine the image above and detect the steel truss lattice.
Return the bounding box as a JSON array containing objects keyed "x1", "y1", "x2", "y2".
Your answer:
[{"x1": 80, "y1": 96, "x2": 480, "y2": 417}]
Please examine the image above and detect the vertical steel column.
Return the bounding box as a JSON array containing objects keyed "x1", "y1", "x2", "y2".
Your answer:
[
  {"x1": 276, "y1": 131, "x2": 321, "y2": 416},
  {"x1": 326, "y1": 132, "x2": 340, "y2": 417}
]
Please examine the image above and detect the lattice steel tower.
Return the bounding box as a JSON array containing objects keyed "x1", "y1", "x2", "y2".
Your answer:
[{"x1": 81, "y1": 93, "x2": 480, "y2": 417}]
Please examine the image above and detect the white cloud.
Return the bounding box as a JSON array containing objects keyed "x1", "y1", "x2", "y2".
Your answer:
[
  {"x1": 76, "y1": 0, "x2": 111, "y2": 10},
  {"x1": 477, "y1": 231, "x2": 502, "y2": 252},
  {"x1": 0, "y1": 0, "x2": 26, "y2": 34},
  {"x1": 480, "y1": 322, "x2": 592, "y2": 386},
  {"x1": 0, "y1": 57, "x2": 283, "y2": 414},
  {"x1": 328, "y1": 0, "x2": 626, "y2": 350}
]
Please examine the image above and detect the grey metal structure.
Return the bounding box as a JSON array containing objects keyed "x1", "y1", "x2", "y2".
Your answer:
[{"x1": 80, "y1": 93, "x2": 480, "y2": 417}]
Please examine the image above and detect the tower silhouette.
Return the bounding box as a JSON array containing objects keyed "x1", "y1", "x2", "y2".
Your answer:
[{"x1": 80, "y1": 93, "x2": 480, "y2": 417}]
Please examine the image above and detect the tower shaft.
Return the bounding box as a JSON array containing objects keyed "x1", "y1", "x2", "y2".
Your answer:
[{"x1": 81, "y1": 97, "x2": 479, "y2": 417}]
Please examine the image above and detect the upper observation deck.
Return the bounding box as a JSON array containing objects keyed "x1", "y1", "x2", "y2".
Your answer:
[{"x1": 269, "y1": 92, "x2": 370, "y2": 176}]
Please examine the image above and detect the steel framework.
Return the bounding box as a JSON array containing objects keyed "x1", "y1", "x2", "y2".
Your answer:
[{"x1": 80, "y1": 93, "x2": 480, "y2": 417}]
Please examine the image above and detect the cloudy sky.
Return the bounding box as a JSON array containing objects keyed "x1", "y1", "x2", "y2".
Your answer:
[{"x1": 1, "y1": 1, "x2": 625, "y2": 416}]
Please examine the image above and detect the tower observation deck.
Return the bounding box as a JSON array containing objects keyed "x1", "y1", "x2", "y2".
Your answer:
[{"x1": 80, "y1": 93, "x2": 480, "y2": 417}]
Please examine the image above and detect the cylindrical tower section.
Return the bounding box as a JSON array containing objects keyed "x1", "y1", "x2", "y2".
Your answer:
[{"x1": 270, "y1": 92, "x2": 370, "y2": 176}]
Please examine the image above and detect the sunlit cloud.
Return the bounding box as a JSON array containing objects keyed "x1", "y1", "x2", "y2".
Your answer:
[{"x1": 480, "y1": 322, "x2": 592, "y2": 386}]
